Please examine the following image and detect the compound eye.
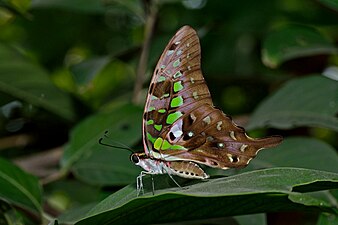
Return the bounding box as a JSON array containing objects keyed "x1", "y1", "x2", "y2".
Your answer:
[{"x1": 130, "y1": 154, "x2": 139, "y2": 163}]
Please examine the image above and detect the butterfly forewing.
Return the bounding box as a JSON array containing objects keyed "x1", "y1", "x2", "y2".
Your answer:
[
  {"x1": 142, "y1": 25, "x2": 282, "y2": 170},
  {"x1": 143, "y1": 26, "x2": 212, "y2": 154}
]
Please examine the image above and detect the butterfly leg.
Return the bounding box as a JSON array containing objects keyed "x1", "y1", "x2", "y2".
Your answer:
[
  {"x1": 168, "y1": 173, "x2": 182, "y2": 188},
  {"x1": 136, "y1": 171, "x2": 146, "y2": 196},
  {"x1": 163, "y1": 167, "x2": 182, "y2": 189},
  {"x1": 151, "y1": 174, "x2": 155, "y2": 195},
  {"x1": 137, "y1": 171, "x2": 156, "y2": 196}
]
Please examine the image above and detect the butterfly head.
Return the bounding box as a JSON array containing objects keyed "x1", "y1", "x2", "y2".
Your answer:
[
  {"x1": 130, "y1": 152, "x2": 146, "y2": 165},
  {"x1": 130, "y1": 152, "x2": 154, "y2": 168},
  {"x1": 131, "y1": 152, "x2": 170, "y2": 175}
]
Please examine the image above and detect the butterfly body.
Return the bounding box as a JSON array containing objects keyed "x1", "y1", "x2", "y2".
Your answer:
[
  {"x1": 132, "y1": 26, "x2": 282, "y2": 191},
  {"x1": 131, "y1": 153, "x2": 209, "y2": 179}
]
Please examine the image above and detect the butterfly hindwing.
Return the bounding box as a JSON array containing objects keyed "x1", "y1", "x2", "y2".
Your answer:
[{"x1": 162, "y1": 104, "x2": 282, "y2": 169}]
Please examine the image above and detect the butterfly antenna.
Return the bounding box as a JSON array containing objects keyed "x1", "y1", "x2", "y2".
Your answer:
[{"x1": 99, "y1": 131, "x2": 134, "y2": 153}]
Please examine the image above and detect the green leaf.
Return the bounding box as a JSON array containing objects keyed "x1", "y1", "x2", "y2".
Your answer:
[
  {"x1": 72, "y1": 148, "x2": 141, "y2": 186},
  {"x1": 317, "y1": 213, "x2": 338, "y2": 225},
  {"x1": 71, "y1": 58, "x2": 135, "y2": 107},
  {"x1": 0, "y1": 43, "x2": 75, "y2": 121},
  {"x1": 0, "y1": 157, "x2": 42, "y2": 218},
  {"x1": 30, "y1": 0, "x2": 105, "y2": 13},
  {"x1": 247, "y1": 76, "x2": 338, "y2": 131},
  {"x1": 317, "y1": 0, "x2": 338, "y2": 11},
  {"x1": 234, "y1": 214, "x2": 266, "y2": 225},
  {"x1": 2, "y1": 0, "x2": 31, "y2": 14},
  {"x1": 250, "y1": 137, "x2": 338, "y2": 173},
  {"x1": 262, "y1": 25, "x2": 337, "y2": 68},
  {"x1": 71, "y1": 56, "x2": 110, "y2": 86},
  {"x1": 62, "y1": 104, "x2": 142, "y2": 185},
  {"x1": 67, "y1": 168, "x2": 338, "y2": 225},
  {"x1": 305, "y1": 191, "x2": 338, "y2": 209},
  {"x1": 58, "y1": 203, "x2": 96, "y2": 225},
  {"x1": 0, "y1": 200, "x2": 24, "y2": 225},
  {"x1": 288, "y1": 192, "x2": 333, "y2": 208}
]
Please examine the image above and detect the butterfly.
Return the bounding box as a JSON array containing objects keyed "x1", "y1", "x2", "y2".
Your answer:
[{"x1": 130, "y1": 25, "x2": 282, "y2": 195}]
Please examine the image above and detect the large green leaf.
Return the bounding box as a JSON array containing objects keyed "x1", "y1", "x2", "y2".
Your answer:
[
  {"x1": 62, "y1": 104, "x2": 142, "y2": 184},
  {"x1": 57, "y1": 168, "x2": 338, "y2": 225},
  {"x1": 262, "y1": 25, "x2": 337, "y2": 68},
  {"x1": 247, "y1": 76, "x2": 338, "y2": 131},
  {"x1": 0, "y1": 43, "x2": 75, "y2": 121},
  {"x1": 0, "y1": 157, "x2": 42, "y2": 218}
]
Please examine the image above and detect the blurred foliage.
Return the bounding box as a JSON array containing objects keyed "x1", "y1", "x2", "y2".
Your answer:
[{"x1": 0, "y1": 0, "x2": 337, "y2": 224}]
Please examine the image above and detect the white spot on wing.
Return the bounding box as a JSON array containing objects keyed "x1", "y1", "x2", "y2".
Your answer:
[
  {"x1": 230, "y1": 131, "x2": 237, "y2": 140},
  {"x1": 217, "y1": 143, "x2": 224, "y2": 148},
  {"x1": 203, "y1": 116, "x2": 211, "y2": 125},
  {"x1": 206, "y1": 136, "x2": 214, "y2": 141},
  {"x1": 244, "y1": 133, "x2": 254, "y2": 140},
  {"x1": 173, "y1": 130, "x2": 183, "y2": 138},
  {"x1": 190, "y1": 113, "x2": 197, "y2": 122},
  {"x1": 187, "y1": 131, "x2": 194, "y2": 137},
  {"x1": 227, "y1": 154, "x2": 233, "y2": 162},
  {"x1": 193, "y1": 91, "x2": 199, "y2": 99},
  {"x1": 167, "y1": 50, "x2": 174, "y2": 56},
  {"x1": 240, "y1": 144, "x2": 248, "y2": 152},
  {"x1": 216, "y1": 121, "x2": 222, "y2": 131},
  {"x1": 168, "y1": 119, "x2": 183, "y2": 142}
]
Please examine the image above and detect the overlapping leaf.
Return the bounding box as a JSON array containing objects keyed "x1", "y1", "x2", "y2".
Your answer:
[
  {"x1": 262, "y1": 25, "x2": 337, "y2": 68},
  {"x1": 247, "y1": 76, "x2": 338, "y2": 131},
  {"x1": 0, "y1": 157, "x2": 42, "y2": 218},
  {"x1": 0, "y1": 43, "x2": 75, "y2": 121}
]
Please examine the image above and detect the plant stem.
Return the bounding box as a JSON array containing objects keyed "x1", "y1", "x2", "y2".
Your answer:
[{"x1": 132, "y1": 0, "x2": 158, "y2": 104}]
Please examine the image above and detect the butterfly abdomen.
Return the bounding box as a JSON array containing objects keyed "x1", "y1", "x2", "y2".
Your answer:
[{"x1": 168, "y1": 161, "x2": 209, "y2": 179}]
